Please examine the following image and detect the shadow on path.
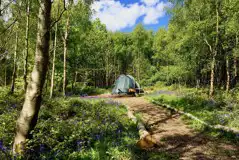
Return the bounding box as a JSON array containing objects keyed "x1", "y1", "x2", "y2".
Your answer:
[{"x1": 115, "y1": 97, "x2": 239, "y2": 160}]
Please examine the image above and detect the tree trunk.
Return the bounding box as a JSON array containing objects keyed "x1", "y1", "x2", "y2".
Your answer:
[
  {"x1": 226, "y1": 55, "x2": 230, "y2": 92},
  {"x1": 23, "y1": 0, "x2": 30, "y2": 91},
  {"x1": 209, "y1": 1, "x2": 219, "y2": 98},
  {"x1": 63, "y1": 14, "x2": 70, "y2": 96},
  {"x1": 50, "y1": 20, "x2": 58, "y2": 98},
  {"x1": 105, "y1": 51, "x2": 109, "y2": 87},
  {"x1": 0, "y1": 0, "x2": 2, "y2": 16},
  {"x1": 13, "y1": 0, "x2": 51, "y2": 154},
  {"x1": 5, "y1": 62, "x2": 7, "y2": 86},
  {"x1": 209, "y1": 54, "x2": 216, "y2": 97},
  {"x1": 234, "y1": 57, "x2": 237, "y2": 78},
  {"x1": 10, "y1": 31, "x2": 18, "y2": 94},
  {"x1": 234, "y1": 35, "x2": 238, "y2": 78},
  {"x1": 137, "y1": 52, "x2": 140, "y2": 81}
]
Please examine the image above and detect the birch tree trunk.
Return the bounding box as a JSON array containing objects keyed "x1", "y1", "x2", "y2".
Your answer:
[
  {"x1": 10, "y1": 31, "x2": 18, "y2": 93},
  {"x1": 5, "y1": 62, "x2": 7, "y2": 86},
  {"x1": 105, "y1": 50, "x2": 109, "y2": 87},
  {"x1": 234, "y1": 57, "x2": 237, "y2": 78},
  {"x1": 13, "y1": 0, "x2": 51, "y2": 154},
  {"x1": 234, "y1": 35, "x2": 238, "y2": 78},
  {"x1": 226, "y1": 55, "x2": 230, "y2": 92},
  {"x1": 63, "y1": 14, "x2": 69, "y2": 96},
  {"x1": 0, "y1": 0, "x2": 2, "y2": 16},
  {"x1": 23, "y1": 0, "x2": 30, "y2": 91},
  {"x1": 209, "y1": 1, "x2": 219, "y2": 98},
  {"x1": 209, "y1": 54, "x2": 216, "y2": 97},
  {"x1": 50, "y1": 19, "x2": 58, "y2": 98}
]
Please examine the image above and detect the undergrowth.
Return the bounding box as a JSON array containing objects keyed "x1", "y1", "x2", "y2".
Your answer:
[{"x1": 0, "y1": 87, "x2": 177, "y2": 160}]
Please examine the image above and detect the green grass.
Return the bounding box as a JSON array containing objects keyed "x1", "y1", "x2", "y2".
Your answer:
[
  {"x1": 145, "y1": 83, "x2": 239, "y2": 142},
  {"x1": 149, "y1": 93, "x2": 239, "y2": 130}
]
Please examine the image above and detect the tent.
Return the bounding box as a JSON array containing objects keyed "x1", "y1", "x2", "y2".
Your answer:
[{"x1": 112, "y1": 74, "x2": 143, "y2": 95}]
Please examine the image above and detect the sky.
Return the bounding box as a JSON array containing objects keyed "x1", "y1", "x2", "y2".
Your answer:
[{"x1": 91, "y1": 0, "x2": 172, "y2": 32}]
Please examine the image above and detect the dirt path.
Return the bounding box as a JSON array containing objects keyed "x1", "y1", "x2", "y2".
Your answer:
[{"x1": 113, "y1": 96, "x2": 239, "y2": 160}]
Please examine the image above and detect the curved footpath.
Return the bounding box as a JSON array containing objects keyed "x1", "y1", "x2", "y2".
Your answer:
[{"x1": 113, "y1": 96, "x2": 239, "y2": 160}]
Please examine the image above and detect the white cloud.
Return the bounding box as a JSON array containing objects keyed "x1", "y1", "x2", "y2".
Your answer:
[
  {"x1": 91, "y1": 0, "x2": 171, "y2": 32},
  {"x1": 140, "y1": 0, "x2": 159, "y2": 6},
  {"x1": 143, "y1": 2, "x2": 171, "y2": 25}
]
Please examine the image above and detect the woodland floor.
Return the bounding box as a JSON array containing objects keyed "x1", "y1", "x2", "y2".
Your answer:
[{"x1": 110, "y1": 96, "x2": 239, "y2": 160}]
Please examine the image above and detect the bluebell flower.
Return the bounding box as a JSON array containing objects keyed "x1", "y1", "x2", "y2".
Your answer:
[
  {"x1": 77, "y1": 140, "x2": 83, "y2": 151},
  {"x1": 39, "y1": 144, "x2": 45, "y2": 153},
  {"x1": 54, "y1": 150, "x2": 60, "y2": 156},
  {"x1": 223, "y1": 114, "x2": 230, "y2": 118},
  {"x1": 95, "y1": 134, "x2": 100, "y2": 140},
  {"x1": 0, "y1": 140, "x2": 3, "y2": 150},
  {"x1": 116, "y1": 128, "x2": 122, "y2": 134},
  {"x1": 0, "y1": 140, "x2": 7, "y2": 152}
]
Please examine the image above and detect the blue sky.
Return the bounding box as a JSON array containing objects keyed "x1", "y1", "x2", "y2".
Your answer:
[{"x1": 91, "y1": 0, "x2": 171, "y2": 32}]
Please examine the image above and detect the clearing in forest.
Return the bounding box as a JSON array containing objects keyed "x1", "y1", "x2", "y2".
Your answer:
[{"x1": 114, "y1": 96, "x2": 239, "y2": 160}]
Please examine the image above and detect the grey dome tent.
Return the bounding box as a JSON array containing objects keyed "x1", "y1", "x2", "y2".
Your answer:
[{"x1": 112, "y1": 74, "x2": 143, "y2": 95}]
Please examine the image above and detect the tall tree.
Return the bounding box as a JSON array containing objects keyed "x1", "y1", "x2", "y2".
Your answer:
[
  {"x1": 13, "y1": 0, "x2": 51, "y2": 154},
  {"x1": 10, "y1": 28, "x2": 18, "y2": 93},
  {"x1": 62, "y1": 0, "x2": 73, "y2": 96},
  {"x1": 209, "y1": 0, "x2": 220, "y2": 98},
  {"x1": 23, "y1": 0, "x2": 30, "y2": 91},
  {"x1": 50, "y1": 0, "x2": 60, "y2": 98}
]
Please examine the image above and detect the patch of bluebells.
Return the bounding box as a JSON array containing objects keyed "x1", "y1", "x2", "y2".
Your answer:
[
  {"x1": 236, "y1": 134, "x2": 239, "y2": 138},
  {"x1": 77, "y1": 140, "x2": 84, "y2": 151},
  {"x1": 95, "y1": 134, "x2": 101, "y2": 141},
  {"x1": 0, "y1": 140, "x2": 8, "y2": 153},
  {"x1": 39, "y1": 144, "x2": 45, "y2": 153},
  {"x1": 2, "y1": 98, "x2": 138, "y2": 159},
  {"x1": 217, "y1": 114, "x2": 230, "y2": 125}
]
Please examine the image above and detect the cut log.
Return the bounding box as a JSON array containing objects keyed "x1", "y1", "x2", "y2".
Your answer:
[{"x1": 125, "y1": 104, "x2": 157, "y2": 149}]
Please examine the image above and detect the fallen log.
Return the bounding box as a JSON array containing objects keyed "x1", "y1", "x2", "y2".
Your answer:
[
  {"x1": 128, "y1": 109, "x2": 157, "y2": 149},
  {"x1": 115, "y1": 100, "x2": 157, "y2": 149},
  {"x1": 152, "y1": 100, "x2": 239, "y2": 135}
]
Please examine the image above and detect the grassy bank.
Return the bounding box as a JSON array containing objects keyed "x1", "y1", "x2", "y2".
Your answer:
[{"x1": 145, "y1": 82, "x2": 239, "y2": 141}]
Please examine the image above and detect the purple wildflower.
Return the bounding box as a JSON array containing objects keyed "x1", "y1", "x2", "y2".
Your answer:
[
  {"x1": 95, "y1": 134, "x2": 100, "y2": 140},
  {"x1": 77, "y1": 140, "x2": 83, "y2": 151},
  {"x1": 116, "y1": 128, "x2": 122, "y2": 135},
  {"x1": 0, "y1": 140, "x2": 3, "y2": 150},
  {"x1": 39, "y1": 144, "x2": 45, "y2": 153},
  {"x1": 0, "y1": 140, "x2": 6, "y2": 152}
]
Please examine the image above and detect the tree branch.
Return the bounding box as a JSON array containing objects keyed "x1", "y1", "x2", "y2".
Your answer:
[
  {"x1": 0, "y1": 19, "x2": 17, "y2": 36},
  {"x1": 204, "y1": 37, "x2": 213, "y2": 53},
  {"x1": 50, "y1": 0, "x2": 67, "y2": 28},
  {"x1": 0, "y1": 0, "x2": 14, "y2": 13}
]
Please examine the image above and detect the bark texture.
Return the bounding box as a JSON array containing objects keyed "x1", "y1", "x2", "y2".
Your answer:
[
  {"x1": 226, "y1": 56, "x2": 230, "y2": 92},
  {"x1": 209, "y1": 1, "x2": 219, "y2": 98},
  {"x1": 50, "y1": 20, "x2": 58, "y2": 98},
  {"x1": 23, "y1": 0, "x2": 30, "y2": 91},
  {"x1": 10, "y1": 31, "x2": 18, "y2": 93},
  {"x1": 13, "y1": 0, "x2": 51, "y2": 154},
  {"x1": 63, "y1": 15, "x2": 69, "y2": 96}
]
